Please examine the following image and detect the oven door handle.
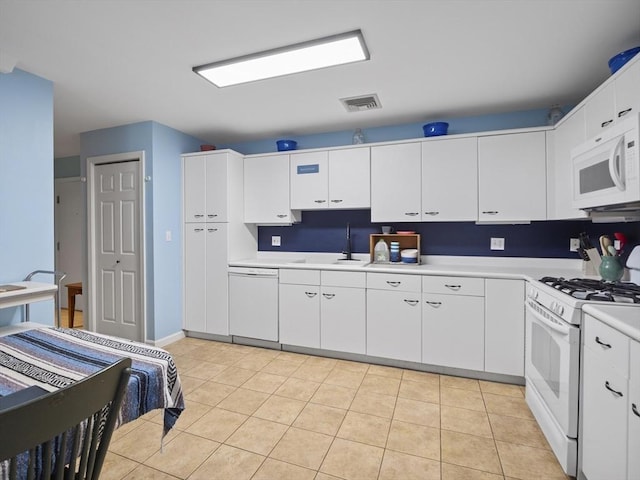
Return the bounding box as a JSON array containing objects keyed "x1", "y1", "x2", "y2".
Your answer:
[{"x1": 526, "y1": 302, "x2": 571, "y2": 336}]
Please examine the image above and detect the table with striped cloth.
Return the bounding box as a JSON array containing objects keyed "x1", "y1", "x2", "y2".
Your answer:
[{"x1": 0, "y1": 327, "x2": 185, "y2": 434}]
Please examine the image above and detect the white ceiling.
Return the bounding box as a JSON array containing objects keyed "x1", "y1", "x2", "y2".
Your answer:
[{"x1": 1, "y1": 0, "x2": 639, "y2": 158}]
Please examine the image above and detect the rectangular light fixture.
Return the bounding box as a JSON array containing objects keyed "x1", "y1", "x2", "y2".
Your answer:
[{"x1": 193, "y1": 30, "x2": 369, "y2": 87}]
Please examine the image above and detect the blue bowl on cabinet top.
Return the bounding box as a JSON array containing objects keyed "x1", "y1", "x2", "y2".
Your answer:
[
  {"x1": 276, "y1": 139, "x2": 297, "y2": 151},
  {"x1": 423, "y1": 122, "x2": 449, "y2": 137},
  {"x1": 608, "y1": 46, "x2": 640, "y2": 74}
]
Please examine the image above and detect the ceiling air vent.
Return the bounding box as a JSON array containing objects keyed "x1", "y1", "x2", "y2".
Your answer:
[{"x1": 340, "y1": 94, "x2": 381, "y2": 112}]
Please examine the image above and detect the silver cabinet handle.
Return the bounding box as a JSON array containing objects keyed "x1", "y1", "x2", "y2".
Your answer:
[
  {"x1": 425, "y1": 301, "x2": 442, "y2": 307},
  {"x1": 605, "y1": 381, "x2": 623, "y2": 397},
  {"x1": 424, "y1": 211, "x2": 439, "y2": 215},
  {"x1": 445, "y1": 284, "x2": 461, "y2": 290},
  {"x1": 595, "y1": 336, "x2": 612, "y2": 348},
  {"x1": 207, "y1": 228, "x2": 218, "y2": 232},
  {"x1": 633, "y1": 403, "x2": 640, "y2": 418},
  {"x1": 404, "y1": 299, "x2": 419, "y2": 306},
  {"x1": 314, "y1": 200, "x2": 326, "y2": 203},
  {"x1": 330, "y1": 199, "x2": 343, "y2": 203},
  {"x1": 207, "y1": 214, "x2": 218, "y2": 218},
  {"x1": 482, "y1": 211, "x2": 499, "y2": 215},
  {"x1": 386, "y1": 281, "x2": 401, "y2": 287},
  {"x1": 618, "y1": 107, "x2": 632, "y2": 118},
  {"x1": 601, "y1": 119, "x2": 614, "y2": 128},
  {"x1": 194, "y1": 214, "x2": 204, "y2": 218},
  {"x1": 305, "y1": 291, "x2": 317, "y2": 298},
  {"x1": 322, "y1": 293, "x2": 335, "y2": 299},
  {"x1": 404, "y1": 212, "x2": 419, "y2": 216},
  {"x1": 194, "y1": 228, "x2": 204, "y2": 232},
  {"x1": 276, "y1": 214, "x2": 287, "y2": 218}
]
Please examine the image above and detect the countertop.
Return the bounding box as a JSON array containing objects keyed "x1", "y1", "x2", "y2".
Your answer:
[
  {"x1": 582, "y1": 304, "x2": 640, "y2": 342},
  {"x1": 229, "y1": 253, "x2": 587, "y2": 283}
]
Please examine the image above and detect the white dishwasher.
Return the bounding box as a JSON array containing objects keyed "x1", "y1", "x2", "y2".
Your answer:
[{"x1": 228, "y1": 267, "x2": 279, "y2": 342}]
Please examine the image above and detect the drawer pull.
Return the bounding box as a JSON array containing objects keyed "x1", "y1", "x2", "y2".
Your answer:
[
  {"x1": 404, "y1": 299, "x2": 419, "y2": 306},
  {"x1": 305, "y1": 291, "x2": 317, "y2": 298},
  {"x1": 194, "y1": 214, "x2": 204, "y2": 218},
  {"x1": 276, "y1": 214, "x2": 287, "y2": 218},
  {"x1": 604, "y1": 381, "x2": 623, "y2": 397},
  {"x1": 618, "y1": 107, "x2": 632, "y2": 118},
  {"x1": 330, "y1": 199, "x2": 343, "y2": 203},
  {"x1": 601, "y1": 119, "x2": 614, "y2": 128},
  {"x1": 424, "y1": 211, "x2": 439, "y2": 216},
  {"x1": 314, "y1": 199, "x2": 326, "y2": 203},
  {"x1": 194, "y1": 228, "x2": 204, "y2": 232},
  {"x1": 425, "y1": 301, "x2": 442, "y2": 308},
  {"x1": 386, "y1": 281, "x2": 401, "y2": 287},
  {"x1": 207, "y1": 228, "x2": 218, "y2": 232},
  {"x1": 207, "y1": 214, "x2": 218, "y2": 218},
  {"x1": 445, "y1": 284, "x2": 461, "y2": 290},
  {"x1": 404, "y1": 212, "x2": 419, "y2": 216},
  {"x1": 322, "y1": 293, "x2": 335, "y2": 299},
  {"x1": 482, "y1": 211, "x2": 498, "y2": 215},
  {"x1": 595, "y1": 336, "x2": 612, "y2": 348},
  {"x1": 633, "y1": 403, "x2": 640, "y2": 418}
]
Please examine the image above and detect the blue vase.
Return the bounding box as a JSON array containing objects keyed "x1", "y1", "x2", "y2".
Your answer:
[{"x1": 599, "y1": 256, "x2": 623, "y2": 282}]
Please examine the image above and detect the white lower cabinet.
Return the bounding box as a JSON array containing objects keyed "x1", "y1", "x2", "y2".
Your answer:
[
  {"x1": 321, "y1": 286, "x2": 366, "y2": 354},
  {"x1": 422, "y1": 293, "x2": 484, "y2": 370},
  {"x1": 581, "y1": 315, "x2": 630, "y2": 480},
  {"x1": 628, "y1": 340, "x2": 640, "y2": 479},
  {"x1": 279, "y1": 270, "x2": 321, "y2": 348},
  {"x1": 484, "y1": 279, "x2": 525, "y2": 376},
  {"x1": 366, "y1": 274, "x2": 422, "y2": 362}
]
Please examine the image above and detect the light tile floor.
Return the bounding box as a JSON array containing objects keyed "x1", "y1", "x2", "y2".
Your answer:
[{"x1": 103, "y1": 336, "x2": 569, "y2": 480}]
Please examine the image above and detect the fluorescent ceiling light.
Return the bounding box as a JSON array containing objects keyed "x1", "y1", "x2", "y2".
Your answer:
[{"x1": 193, "y1": 30, "x2": 369, "y2": 87}]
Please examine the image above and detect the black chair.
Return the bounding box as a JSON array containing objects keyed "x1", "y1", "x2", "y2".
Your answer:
[{"x1": 0, "y1": 357, "x2": 132, "y2": 480}]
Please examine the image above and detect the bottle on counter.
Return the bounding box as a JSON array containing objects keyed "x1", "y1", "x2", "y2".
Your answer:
[
  {"x1": 390, "y1": 241, "x2": 400, "y2": 262},
  {"x1": 374, "y1": 238, "x2": 389, "y2": 263}
]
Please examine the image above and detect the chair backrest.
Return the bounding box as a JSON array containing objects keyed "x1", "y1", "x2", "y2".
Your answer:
[{"x1": 0, "y1": 357, "x2": 132, "y2": 480}]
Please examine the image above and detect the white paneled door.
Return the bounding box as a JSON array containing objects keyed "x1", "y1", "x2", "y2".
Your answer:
[{"x1": 92, "y1": 159, "x2": 142, "y2": 342}]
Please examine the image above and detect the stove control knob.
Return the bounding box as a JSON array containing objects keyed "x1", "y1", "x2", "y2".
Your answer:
[
  {"x1": 551, "y1": 301, "x2": 557, "y2": 312},
  {"x1": 557, "y1": 305, "x2": 564, "y2": 315}
]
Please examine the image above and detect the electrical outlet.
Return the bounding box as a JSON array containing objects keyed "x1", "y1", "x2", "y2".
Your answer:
[
  {"x1": 271, "y1": 236, "x2": 281, "y2": 247},
  {"x1": 165, "y1": 230, "x2": 172, "y2": 242},
  {"x1": 570, "y1": 238, "x2": 580, "y2": 252},
  {"x1": 490, "y1": 237, "x2": 505, "y2": 250}
]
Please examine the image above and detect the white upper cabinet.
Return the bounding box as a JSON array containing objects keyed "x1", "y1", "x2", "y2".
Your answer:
[
  {"x1": 585, "y1": 57, "x2": 640, "y2": 138},
  {"x1": 244, "y1": 153, "x2": 301, "y2": 224},
  {"x1": 478, "y1": 131, "x2": 547, "y2": 222},
  {"x1": 328, "y1": 147, "x2": 370, "y2": 208},
  {"x1": 371, "y1": 142, "x2": 422, "y2": 222},
  {"x1": 548, "y1": 107, "x2": 588, "y2": 220},
  {"x1": 290, "y1": 147, "x2": 370, "y2": 210},
  {"x1": 421, "y1": 137, "x2": 478, "y2": 221},
  {"x1": 183, "y1": 153, "x2": 229, "y2": 223}
]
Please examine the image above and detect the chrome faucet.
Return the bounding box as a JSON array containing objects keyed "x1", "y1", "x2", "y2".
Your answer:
[{"x1": 342, "y1": 223, "x2": 352, "y2": 260}]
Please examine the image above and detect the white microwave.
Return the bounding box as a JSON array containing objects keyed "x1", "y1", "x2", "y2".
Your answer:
[{"x1": 571, "y1": 113, "x2": 640, "y2": 210}]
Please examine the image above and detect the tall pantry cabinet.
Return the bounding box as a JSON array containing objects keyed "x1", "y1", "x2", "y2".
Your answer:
[{"x1": 182, "y1": 150, "x2": 257, "y2": 336}]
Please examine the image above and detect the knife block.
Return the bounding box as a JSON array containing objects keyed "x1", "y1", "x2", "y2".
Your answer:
[{"x1": 582, "y1": 248, "x2": 601, "y2": 276}]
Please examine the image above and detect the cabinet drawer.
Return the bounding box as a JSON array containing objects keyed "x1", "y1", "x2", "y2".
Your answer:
[
  {"x1": 366, "y1": 273, "x2": 421, "y2": 292},
  {"x1": 279, "y1": 269, "x2": 320, "y2": 285},
  {"x1": 422, "y1": 276, "x2": 484, "y2": 296},
  {"x1": 583, "y1": 315, "x2": 630, "y2": 377},
  {"x1": 321, "y1": 270, "x2": 366, "y2": 288}
]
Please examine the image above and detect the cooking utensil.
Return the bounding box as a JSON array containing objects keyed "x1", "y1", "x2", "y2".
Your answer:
[
  {"x1": 607, "y1": 245, "x2": 618, "y2": 256},
  {"x1": 613, "y1": 232, "x2": 627, "y2": 253},
  {"x1": 600, "y1": 235, "x2": 613, "y2": 256}
]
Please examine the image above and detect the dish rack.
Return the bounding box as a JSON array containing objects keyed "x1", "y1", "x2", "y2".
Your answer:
[{"x1": 369, "y1": 234, "x2": 421, "y2": 265}]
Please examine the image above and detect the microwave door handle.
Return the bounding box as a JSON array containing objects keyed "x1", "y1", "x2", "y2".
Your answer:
[{"x1": 608, "y1": 136, "x2": 625, "y2": 191}]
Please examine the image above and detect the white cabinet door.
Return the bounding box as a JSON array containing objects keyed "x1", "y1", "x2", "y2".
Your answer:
[
  {"x1": 205, "y1": 223, "x2": 229, "y2": 335},
  {"x1": 478, "y1": 131, "x2": 547, "y2": 222},
  {"x1": 321, "y1": 286, "x2": 366, "y2": 354},
  {"x1": 629, "y1": 340, "x2": 640, "y2": 479},
  {"x1": 290, "y1": 151, "x2": 329, "y2": 210},
  {"x1": 422, "y1": 293, "x2": 484, "y2": 370},
  {"x1": 581, "y1": 343, "x2": 628, "y2": 480},
  {"x1": 615, "y1": 59, "x2": 640, "y2": 124},
  {"x1": 548, "y1": 108, "x2": 587, "y2": 220},
  {"x1": 371, "y1": 143, "x2": 422, "y2": 222},
  {"x1": 484, "y1": 279, "x2": 525, "y2": 376},
  {"x1": 206, "y1": 154, "x2": 228, "y2": 222},
  {"x1": 279, "y1": 284, "x2": 320, "y2": 348},
  {"x1": 244, "y1": 154, "x2": 299, "y2": 224},
  {"x1": 585, "y1": 82, "x2": 616, "y2": 138},
  {"x1": 366, "y1": 289, "x2": 421, "y2": 362},
  {"x1": 328, "y1": 147, "x2": 370, "y2": 209},
  {"x1": 183, "y1": 155, "x2": 207, "y2": 222},
  {"x1": 184, "y1": 223, "x2": 207, "y2": 332},
  {"x1": 421, "y1": 137, "x2": 478, "y2": 221}
]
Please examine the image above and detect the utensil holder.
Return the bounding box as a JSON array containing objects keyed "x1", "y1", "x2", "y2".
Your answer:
[{"x1": 599, "y1": 256, "x2": 624, "y2": 282}]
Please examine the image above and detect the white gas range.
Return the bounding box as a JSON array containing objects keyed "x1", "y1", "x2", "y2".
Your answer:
[{"x1": 525, "y1": 276, "x2": 640, "y2": 477}]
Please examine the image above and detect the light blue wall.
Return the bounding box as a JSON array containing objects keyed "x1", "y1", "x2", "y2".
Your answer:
[
  {"x1": 220, "y1": 106, "x2": 565, "y2": 154},
  {"x1": 0, "y1": 69, "x2": 55, "y2": 326},
  {"x1": 80, "y1": 121, "x2": 203, "y2": 341},
  {"x1": 54, "y1": 155, "x2": 81, "y2": 178}
]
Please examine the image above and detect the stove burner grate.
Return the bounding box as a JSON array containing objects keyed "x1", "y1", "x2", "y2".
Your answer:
[{"x1": 539, "y1": 277, "x2": 640, "y2": 303}]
